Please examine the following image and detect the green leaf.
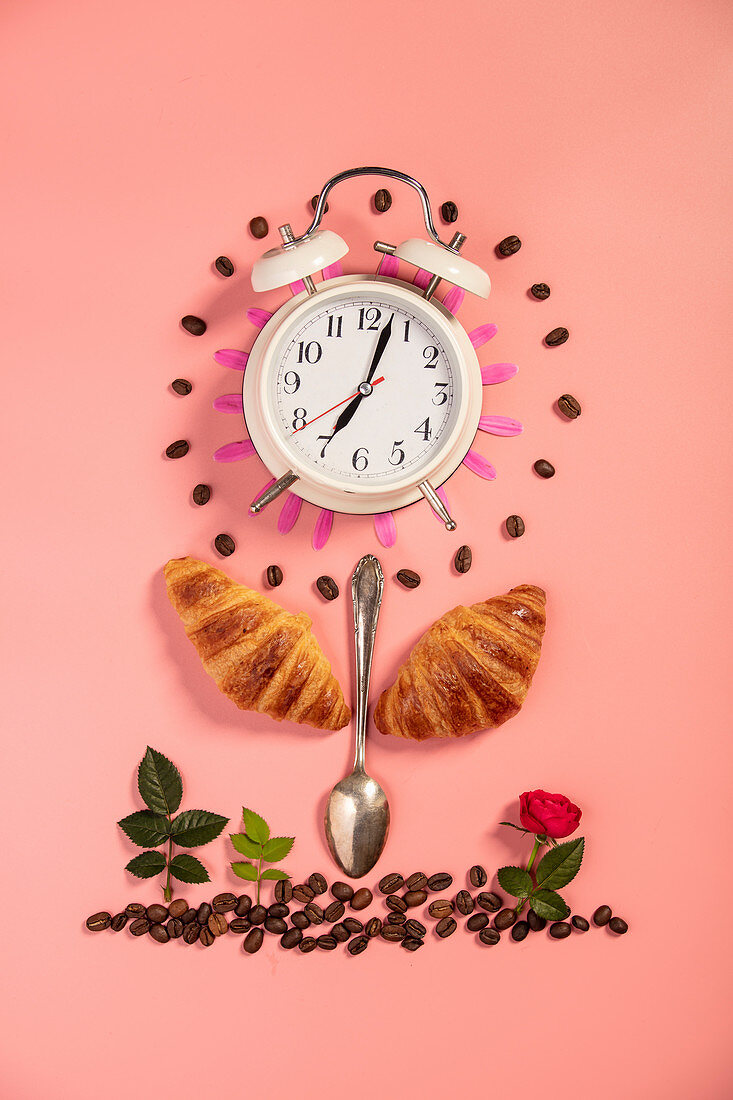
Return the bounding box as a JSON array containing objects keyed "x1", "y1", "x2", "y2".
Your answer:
[
  {"x1": 118, "y1": 810, "x2": 170, "y2": 848},
  {"x1": 497, "y1": 865, "x2": 533, "y2": 898},
  {"x1": 534, "y1": 837, "x2": 585, "y2": 891},
  {"x1": 262, "y1": 836, "x2": 294, "y2": 862},
  {"x1": 242, "y1": 807, "x2": 270, "y2": 844},
  {"x1": 529, "y1": 888, "x2": 569, "y2": 921},
  {"x1": 231, "y1": 861, "x2": 258, "y2": 881},
  {"x1": 137, "y1": 747, "x2": 182, "y2": 815},
  {"x1": 261, "y1": 868, "x2": 291, "y2": 881},
  {"x1": 171, "y1": 809, "x2": 228, "y2": 848},
  {"x1": 230, "y1": 833, "x2": 262, "y2": 859},
  {"x1": 125, "y1": 850, "x2": 166, "y2": 879},
  {"x1": 169, "y1": 853, "x2": 209, "y2": 884},
  {"x1": 499, "y1": 821, "x2": 529, "y2": 833}
]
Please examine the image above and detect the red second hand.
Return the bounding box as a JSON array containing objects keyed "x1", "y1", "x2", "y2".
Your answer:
[{"x1": 291, "y1": 376, "x2": 385, "y2": 433}]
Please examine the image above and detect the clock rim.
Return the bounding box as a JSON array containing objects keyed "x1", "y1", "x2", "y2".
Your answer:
[{"x1": 242, "y1": 274, "x2": 482, "y2": 515}]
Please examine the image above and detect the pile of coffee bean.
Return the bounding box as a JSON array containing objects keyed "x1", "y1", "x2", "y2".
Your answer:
[{"x1": 86, "y1": 869, "x2": 628, "y2": 955}]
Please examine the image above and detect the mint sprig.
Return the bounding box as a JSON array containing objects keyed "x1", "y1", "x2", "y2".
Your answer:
[
  {"x1": 118, "y1": 747, "x2": 228, "y2": 902},
  {"x1": 230, "y1": 806, "x2": 294, "y2": 903}
]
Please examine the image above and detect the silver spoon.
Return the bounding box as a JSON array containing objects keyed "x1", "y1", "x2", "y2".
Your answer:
[{"x1": 324, "y1": 554, "x2": 390, "y2": 878}]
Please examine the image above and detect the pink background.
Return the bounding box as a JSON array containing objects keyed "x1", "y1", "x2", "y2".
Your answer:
[{"x1": 2, "y1": 1, "x2": 732, "y2": 1096}]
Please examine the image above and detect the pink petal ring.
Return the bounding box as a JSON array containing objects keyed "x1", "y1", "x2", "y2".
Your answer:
[
  {"x1": 442, "y1": 286, "x2": 464, "y2": 315},
  {"x1": 463, "y1": 449, "x2": 497, "y2": 480},
  {"x1": 469, "y1": 323, "x2": 498, "y2": 348},
  {"x1": 374, "y1": 511, "x2": 397, "y2": 548},
  {"x1": 478, "y1": 415, "x2": 523, "y2": 437},
  {"x1": 250, "y1": 478, "x2": 276, "y2": 515},
  {"x1": 313, "y1": 508, "x2": 334, "y2": 550},
  {"x1": 247, "y1": 308, "x2": 272, "y2": 330},
  {"x1": 377, "y1": 254, "x2": 399, "y2": 278},
  {"x1": 413, "y1": 268, "x2": 432, "y2": 290},
  {"x1": 481, "y1": 362, "x2": 518, "y2": 385},
  {"x1": 213, "y1": 439, "x2": 255, "y2": 463},
  {"x1": 322, "y1": 261, "x2": 343, "y2": 280},
  {"x1": 278, "y1": 491, "x2": 302, "y2": 534},
  {"x1": 289, "y1": 280, "x2": 306, "y2": 296},
  {"x1": 214, "y1": 349, "x2": 249, "y2": 371},
  {"x1": 213, "y1": 394, "x2": 243, "y2": 414}
]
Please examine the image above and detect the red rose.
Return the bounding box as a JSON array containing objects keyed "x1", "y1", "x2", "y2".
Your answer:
[{"x1": 519, "y1": 790, "x2": 581, "y2": 839}]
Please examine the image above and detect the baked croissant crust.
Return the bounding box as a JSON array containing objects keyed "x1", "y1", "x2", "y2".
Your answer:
[
  {"x1": 373, "y1": 585, "x2": 546, "y2": 740},
  {"x1": 164, "y1": 556, "x2": 350, "y2": 731}
]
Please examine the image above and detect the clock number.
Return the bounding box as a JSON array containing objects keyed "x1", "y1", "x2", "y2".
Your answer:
[
  {"x1": 403, "y1": 320, "x2": 411, "y2": 342},
  {"x1": 389, "y1": 440, "x2": 405, "y2": 466},
  {"x1": 283, "y1": 370, "x2": 300, "y2": 394},
  {"x1": 352, "y1": 446, "x2": 369, "y2": 472},
  {"x1": 414, "y1": 417, "x2": 432, "y2": 441},
  {"x1": 292, "y1": 408, "x2": 307, "y2": 430},
  {"x1": 423, "y1": 346, "x2": 439, "y2": 368},
  {"x1": 358, "y1": 307, "x2": 382, "y2": 331},
  {"x1": 297, "y1": 340, "x2": 322, "y2": 364},
  {"x1": 432, "y1": 382, "x2": 449, "y2": 405},
  {"x1": 326, "y1": 314, "x2": 343, "y2": 338}
]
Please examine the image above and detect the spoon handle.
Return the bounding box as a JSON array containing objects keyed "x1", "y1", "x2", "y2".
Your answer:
[{"x1": 351, "y1": 554, "x2": 384, "y2": 772}]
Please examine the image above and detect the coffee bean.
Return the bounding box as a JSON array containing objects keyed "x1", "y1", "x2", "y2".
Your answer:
[
  {"x1": 249, "y1": 905, "x2": 267, "y2": 925},
  {"x1": 274, "y1": 879, "x2": 293, "y2": 904},
  {"x1": 311, "y1": 195, "x2": 329, "y2": 213},
  {"x1": 494, "y1": 908, "x2": 517, "y2": 931},
  {"x1": 110, "y1": 913, "x2": 128, "y2": 932},
  {"x1": 196, "y1": 902, "x2": 212, "y2": 925},
  {"x1": 292, "y1": 884, "x2": 314, "y2": 904},
  {"x1": 436, "y1": 916, "x2": 457, "y2": 939},
  {"x1": 428, "y1": 899, "x2": 454, "y2": 919},
  {"x1": 168, "y1": 899, "x2": 189, "y2": 919},
  {"x1": 387, "y1": 913, "x2": 406, "y2": 926},
  {"x1": 149, "y1": 923, "x2": 170, "y2": 944},
  {"x1": 324, "y1": 901, "x2": 345, "y2": 923},
  {"x1": 608, "y1": 917, "x2": 628, "y2": 935},
  {"x1": 171, "y1": 378, "x2": 192, "y2": 396},
  {"x1": 379, "y1": 873, "x2": 404, "y2": 894},
  {"x1": 479, "y1": 927, "x2": 500, "y2": 946},
  {"x1": 343, "y1": 918, "x2": 363, "y2": 934},
  {"x1": 350, "y1": 888, "x2": 372, "y2": 911},
  {"x1": 453, "y1": 545, "x2": 472, "y2": 574},
  {"x1": 331, "y1": 922, "x2": 351, "y2": 943},
  {"x1": 167, "y1": 918, "x2": 184, "y2": 939},
  {"x1": 183, "y1": 921, "x2": 200, "y2": 944},
  {"x1": 249, "y1": 216, "x2": 269, "y2": 239},
  {"x1": 308, "y1": 872, "x2": 327, "y2": 895},
  {"x1": 402, "y1": 936, "x2": 424, "y2": 951},
  {"x1": 206, "y1": 913, "x2": 227, "y2": 937},
  {"x1": 304, "y1": 902, "x2": 324, "y2": 925},
  {"x1": 125, "y1": 902, "x2": 146, "y2": 918},
  {"x1": 381, "y1": 924, "x2": 406, "y2": 942},
  {"x1": 229, "y1": 917, "x2": 251, "y2": 934},
  {"x1": 406, "y1": 872, "x2": 428, "y2": 891},
  {"x1": 455, "y1": 891, "x2": 474, "y2": 916},
  {"x1": 317, "y1": 934, "x2": 337, "y2": 951},
  {"x1": 299, "y1": 936, "x2": 317, "y2": 953},
  {"x1": 545, "y1": 326, "x2": 569, "y2": 347},
  {"x1": 530, "y1": 282, "x2": 551, "y2": 300},
  {"x1": 266, "y1": 564, "x2": 284, "y2": 588},
  {"x1": 147, "y1": 904, "x2": 169, "y2": 923},
  {"x1": 533, "y1": 459, "x2": 555, "y2": 479},
  {"x1": 396, "y1": 569, "x2": 420, "y2": 589},
  {"x1": 496, "y1": 235, "x2": 522, "y2": 257},
  {"x1": 404, "y1": 890, "x2": 428, "y2": 908},
  {"x1": 199, "y1": 925, "x2": 215, "y2": 947},
  {"x1": 166, "y1": 439, "x2": 189, "y2": 459},
  {"x1": 374, "y1": 188, "x2": 393, "y2": 212},
  {"x1": 316, "y1": 575, "x2": 339, "y2": 601},
  {"x1": 192, "y1": 483, "x2": 211, "y2": 506},
  {"x1": 466, "y1": 913, "x2": 489, "y2": 932},
  {"x1": 291, "y1": 911, "x2": 310, "y2": 929},
  {"x1": 268, "y1": 903, "x2": 290, "y2": 919},
  {"x1": 558, "y1": 393, "x2": 582, "y2": 419},
  {"x1": 243, "y1": 927, "x2": 264, "y2": 954},
  {"x1": 440, "y1": 201, "x2": 459, "y2": 224},
  {"x1": 505, "y1": 514, "x2": 525, "y2": 538},
  {"x1": 265, "y1": 917, "x2": 287, "y2": 935},
  {"x1": 348, "y1": 935, "x2": 369, "y2": 955},
  {"x1": 528, "y1": 909, "x2": 547, "y2": 932},
  {"x1": 512, "y1": 920, "x2": 530, "y2": 941},
  {"x1": 477, "y1": 892, "x2": 502, "y2": 912},
  {"x1": 593, "y1": 904, "x2": 612, "y2": 927},
  {"x1": 215, "y1": 256, "x2": 234, "y2": 277},
  {"x1": 281, "y1": 928, "x2": 302, "y2": 949},
  {"x1": 332, "y1": 881, "x2": 354, "y2": 902},
  {"x1": 234, "y1": 894, "x2": 252, "y2": 917},
  {"x1": 214, "y1": 533, "x2": 236, "y2": 557},
  {"x1": 550, "y1": 921, "x2": 572, "y2": 939},
  {"x1": 386, "y1": 894, "x2": 407, "y2": 913},
  {"x1": 180, "y1": 908, "x2": 197, "y2": 925},
  {"x1": 469, "y1": 865, "x2": 487, "y2": 888},
  {"x1": 129, "y1": 917, "x2": 150, "y2": 936},
  {"x1": 181, "y1": 315, "x2": 206, "y2": 336},
  {"x1": 405, "y1": 919, "x2": 426, "y2": 938},
  {"x1": 365, "y1": 917, "x2": 383, "y2": 938},
  {"x1": 572, "y1": 915, "x2": 589, "y2": 932},
  {"x1": 212, "y1": 892, "x2": 237, "y2": 914},
  {"x1": 86, "y1": 911, "x2": 111, "y2": 931}
]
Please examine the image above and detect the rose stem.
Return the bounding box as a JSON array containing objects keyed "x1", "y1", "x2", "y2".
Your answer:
[{"x1": 515, "y1": 836, "x2": 543, "y2": 917}]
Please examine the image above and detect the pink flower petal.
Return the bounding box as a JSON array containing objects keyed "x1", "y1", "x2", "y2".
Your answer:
[
  {"x1": 290, "y1": 280, "x2": 306, "y2": 295},
  {"x1": 377, "y1": 254, "x2": 399, "y2": 278},
  {"x1": 463, "y1": 449, "x2": 497, "y2": 480},
  {"x1": 213, "y1": 439, "x2": 256, "y2": 463},
  {"x1": 247, "y1": 307, "x2": 272, "y2": 330},
  {"x1": 322, "y1": 261, "x2": 343, "y2": 280},
  {"x1": 214, "y1": 349, "x2": 249, "y2": 371},
  {"x1": 374, "y1": 511, "x2": 397, "y2": 548},
  {"x1": 213, "y1": 393, "x2": 243, "y2": 414},
  {"x1": 430, "y1": 484, "x2": 451, "y2": 523},
  {"x1": 478, "y1": 415, "x2": 523, "y2": 437},
  {"x1": 442, "y1": 286, "x2": 464, "y2": 315},
  {"x1": 278, "y1": 491, "x2": 302, "y2": 534},
  {"x1": 313, "y1": 508, "x2": 333, "y2": 550},
  {"x1": 413, "y1": 268, "x2": 432, "y2": 290},
  {"x1": 481, "y1": 362, "x2": 518, "y2": 385},
  {"x1": 250, "y1": 478, "x2": 276, "y2": 515},
  {"x1": 469, "y1": 323, "x2": 498, "y2": 348}
]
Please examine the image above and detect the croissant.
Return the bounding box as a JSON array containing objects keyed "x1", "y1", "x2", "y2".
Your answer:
[
  {"x1": 373, "y1": 585, "x2": 546, "y2": 741},
  {"x1": 164, "y1": 556, "x2": 350, "y2": 731}
]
